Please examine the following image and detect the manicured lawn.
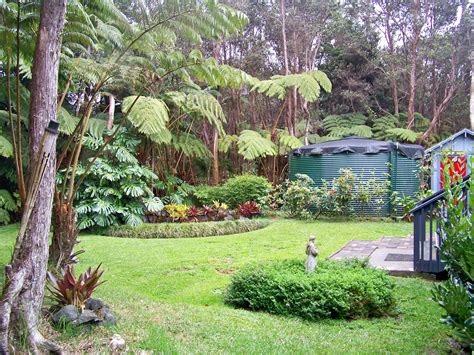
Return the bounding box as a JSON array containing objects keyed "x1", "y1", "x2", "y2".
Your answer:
[{"x1": 0, "y1": 219, "x2": 448, "y2": 353}]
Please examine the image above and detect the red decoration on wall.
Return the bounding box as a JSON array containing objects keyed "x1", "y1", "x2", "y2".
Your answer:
[{"x1": 440, "y1": 154, "x2": 467, "y2": 189}]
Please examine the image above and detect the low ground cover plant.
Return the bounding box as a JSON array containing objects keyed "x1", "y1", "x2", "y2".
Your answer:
[
  {"x1": 225, "y1": 259, "x2": 396, "y2": 320},
  {"x1": 106, "y1": 219, "x2": 270, "y2": 239}
]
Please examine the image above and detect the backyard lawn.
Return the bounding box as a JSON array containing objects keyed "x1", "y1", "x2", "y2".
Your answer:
[{"x1": 0, "y1": 219, "x2": 448, "y2": 353}]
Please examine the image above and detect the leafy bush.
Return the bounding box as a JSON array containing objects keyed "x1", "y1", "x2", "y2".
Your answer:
[
  {"x1": 0, "y1": 189, "x2": 18, "y2": 225},
  {"x1": 67, "y1": 129, "x2": 163, "y2": 229},
  {"x1": 280, "y1": 169, "x2": 390, "y2": 219},
  {"x1": 225, "y1": 259, "x2": 395, "y2": 320},
  {"x1": 354, "y1": 171, "x2": 391, "y2": 217},
  {"x1": 156, "y1": 174, "x2": 195, "y2": 205},
  {"x1": 432, "y1": 171, "x2": 474, "y2": 350},
  {"x1": 193, "y1": 185, "x2": 226, "y2": 206},
  {"x1": 238, "y1": 201, "x2": 261, "y2": 218},
  {"x1": 47, "y1": 264, "x2": 105, "y2": 308},
  {"x1": 106, "y1": 219, "x2": 270, "y2": 239},
  {"x1": 280, "y1": 174, "x2": 315, "y2": 218},
  {"x1": 222, "y1": 175, "x2": 271, "y2": 208},
  {"x1": 194, "y1": 175, "x2": 271, "y2": 208}
]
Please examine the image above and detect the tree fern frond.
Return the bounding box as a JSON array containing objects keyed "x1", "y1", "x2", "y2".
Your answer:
[
  {"x1": 0, "y1": 135, "x2": 13, "y2": 158},
  {"x1": 123, "y1": 96, "x2": 170, "y2": 138},
  {"x1": 237, "y1": 130, "x2": 276, "y2": 160},
  {"x1": 385, "y1": 128, "x2": 418, "y2": 143},
  {"x1": 218, "y1": 134, "x2": 238, "y2": 153}
]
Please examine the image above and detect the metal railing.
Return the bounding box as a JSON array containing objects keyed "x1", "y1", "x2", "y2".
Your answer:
[{"x1": 410, "y1": 174, "x2": 470, "y2": 273}]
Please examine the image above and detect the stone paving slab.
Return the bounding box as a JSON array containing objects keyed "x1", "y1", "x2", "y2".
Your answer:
[{"x1": 329, "y1": 235, "x2": 415, "y2": 273}]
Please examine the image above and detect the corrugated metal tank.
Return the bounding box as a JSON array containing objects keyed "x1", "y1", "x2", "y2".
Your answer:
[{"x1": 289, "y1": 151, "x2": 420, "y2": 217}]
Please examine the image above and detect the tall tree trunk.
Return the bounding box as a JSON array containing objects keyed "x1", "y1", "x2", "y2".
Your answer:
[
  {"x1": 280, "y1": 0, "x2": 294, "y2": 136},
  {"x1": 0, "y1": 0, "x2": 66, "y2": 352}
]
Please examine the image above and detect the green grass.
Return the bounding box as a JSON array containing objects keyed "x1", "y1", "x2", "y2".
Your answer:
[{"x1": 0, "y1": 219, "x2": 449, "y2": 353}]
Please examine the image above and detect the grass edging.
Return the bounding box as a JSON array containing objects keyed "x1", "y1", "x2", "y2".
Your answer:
[{"x1": 105, "y1": 219, "x2": 270, "y2": 239}]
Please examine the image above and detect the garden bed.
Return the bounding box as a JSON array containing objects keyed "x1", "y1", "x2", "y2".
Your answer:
[
  {"x1": 105, "y1": 219, "x2": 270, "y2": 239},
  {"x1": 225, "y1": 259, "x2": 396, "y2": 320}
]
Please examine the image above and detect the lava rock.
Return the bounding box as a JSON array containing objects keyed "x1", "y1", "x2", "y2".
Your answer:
[
  {"x1": 101, "y1": 307, "x2": 117, "y2": 326},
  {"x1": 85, "y1": 298, "x2": 104, "y2": 311},
  {"x1": 52, "y1": 305, "x2": 79, "y2": 324},
  {"x1": 78, "y1": 309, "x2": 100, "y2": 324}
]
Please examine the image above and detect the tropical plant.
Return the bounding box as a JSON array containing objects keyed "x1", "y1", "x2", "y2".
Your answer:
[
  {"x1": 71, "y1": 129, "x2": 163, "y2": 229},
  {"x1": 238, "y1": 201, "x2": 261, "y2": 218},
  {"x1": 164, "y1": 204, "x2": 190, "y2": 221},
  {"x1": 280, "y1": 174, "x2": 315, "y2": 219},
  {"x1": 432, "y1": 169, "x2": 473, "y2": 350},
  {"x1": 47, "y1": 264, "x2": 105, "y2": 308}
]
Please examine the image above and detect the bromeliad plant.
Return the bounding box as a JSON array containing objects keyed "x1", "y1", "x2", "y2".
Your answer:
[
  {"x1": 47, "y1": 264, "x2": 105, "y2": 309},
  {"x1": 238, "y1": 201, "x2": 261, "y2": 218}
]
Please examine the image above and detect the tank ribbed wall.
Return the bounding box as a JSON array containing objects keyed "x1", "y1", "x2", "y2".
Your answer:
[{"x1": 288, "y1": 152, "x2": 420, "y2": 217}]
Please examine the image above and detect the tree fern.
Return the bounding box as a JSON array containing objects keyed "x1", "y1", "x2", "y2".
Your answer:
[
  {"x1": 171, "y1": 133, "x2": 211, "y2": 158},
  {"x1": 238, "y1": 130, "x2": 276, "y2": 160},
  {"x1": 278, "y1": 130, "x2": 303, "y2": 152},
  {"x1": 251, "y1": 70, "x2": 331, "y2": 103},
  {"x1": 385, "y1": 128, "x2": 419, "y2": 143},
  {"x1": 218, "y1": 134, "x2": 238, "y2": 153},
  {"x1": 123, "y1": 96, "x2": 171, "y2": 141}
]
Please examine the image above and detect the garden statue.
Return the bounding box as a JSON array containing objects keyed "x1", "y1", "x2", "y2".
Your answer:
[{"x1": 305, "y1": 235, "x2": 319, "y2": 273}]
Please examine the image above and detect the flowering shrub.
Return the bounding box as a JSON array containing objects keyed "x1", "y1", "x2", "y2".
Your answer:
[
  {"x1": 280, "y1": 174, "x2": 315, "y2": 218},
  {"x1": 280, "y1": 169, "x2": 391, "y2": 219},
  {"x1": 238, "y1": 201, "x2": 261, "y2": 218}
]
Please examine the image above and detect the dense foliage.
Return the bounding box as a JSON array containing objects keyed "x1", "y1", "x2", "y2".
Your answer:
[
  {"x1": 280, "y1": 171, "x2": 390, "y2": 219},
  {"x1": 225, "y1": 259, "x2": 396, "y2": 320},
  {"x1": 432, "y1": 174, "x2": 474, "y2": 350},
  {"x1": 194, "y1": 174, "x2": 271, "y2": 208},
  {"x1": 0, "y1": 189, "x2": 18, "y2": 225},
  {"x1": 106, "y1": 219, "x2": 270, "y2": 239},
  {"x1": 69, "y1": 129, "x2": 163, "y2": 230}
]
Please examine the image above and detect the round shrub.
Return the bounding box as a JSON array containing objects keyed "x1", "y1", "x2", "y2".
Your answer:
[
  {"x1": 225, "y1": 259, "x2": 395, "y2": 320},
  {"x1": 194, "y1": 175, "x2": 272, "y2": 208},
  {"x1": 105, "y1": 219, "x2": 270, "y2": 239},
  {"x1": 222, "y1": 175, "x2": 271, "y2": 208}
]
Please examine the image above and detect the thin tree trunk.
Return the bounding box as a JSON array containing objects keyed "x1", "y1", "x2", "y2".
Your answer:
[
  {"x1": 280, "y1": 0, "x2": 294, "y2": 136},
  {"x1": 107, "y1": 95, "x2": 115, "y2": 130},
  {"x1": 0, "y1": 0, "x2": 66, "y2": 352},
  {"x1": 212, "y1": 127, "x2": 219, "y2": 185}
]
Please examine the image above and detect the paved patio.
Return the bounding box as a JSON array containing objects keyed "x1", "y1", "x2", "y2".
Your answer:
[{"x1": 329, "y1": 235, "x2": 414, "y2": 274}]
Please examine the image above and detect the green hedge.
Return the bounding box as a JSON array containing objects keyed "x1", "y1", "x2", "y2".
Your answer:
[
  {"x1": 105, "y1": 219, "x2": 270, "y2": 239},
  {"x1": 225, "y1": 259, "x2": 395, "y2": 320}
]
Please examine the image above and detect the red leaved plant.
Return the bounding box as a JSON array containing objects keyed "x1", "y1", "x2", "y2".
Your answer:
[
  {"x1": 47, "y1": 264, "x2": 105, "y2": 308},
  {"x1": 238, "y1": 201, "x2": 261, "y2": 218}
]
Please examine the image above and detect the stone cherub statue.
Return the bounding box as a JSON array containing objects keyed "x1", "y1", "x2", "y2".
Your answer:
[{"x1": 305, "y1": 235, "x2": 319, "y2": 273}]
